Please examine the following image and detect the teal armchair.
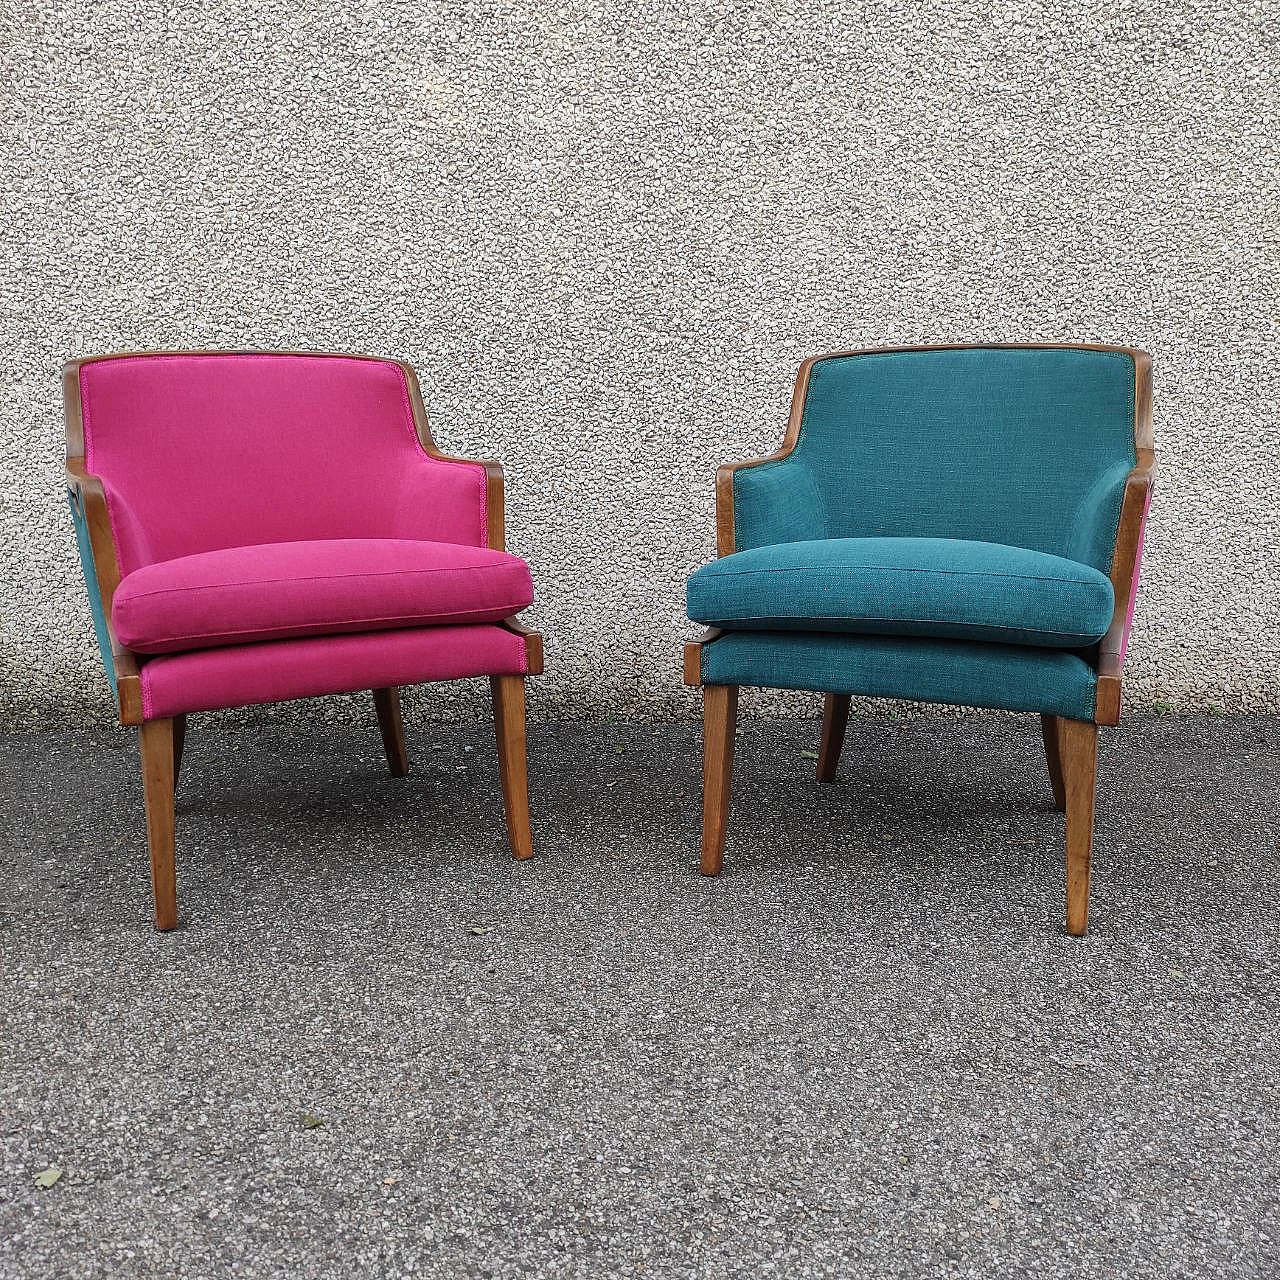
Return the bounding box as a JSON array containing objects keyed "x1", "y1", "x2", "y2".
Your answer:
[{"x1": 684, "y1": 344, "x2": 1155, "y2": 935}]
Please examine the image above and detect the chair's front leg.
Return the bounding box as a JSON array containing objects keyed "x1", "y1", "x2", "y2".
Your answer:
[
  {"x1": 1058, "y1": 717, "x2": 1099, "y2": 936},
  {"x1": 138, "y1": 718, "x2": 178, "y2": 931},
  {"x1": 700, "y1": 684, "x2": 738, "y2": 876},
  {"x1": 490, "y1": 675, "x2": 533, "y2": 860},
  {"x1": 817, "y1": 693, "x2": 851, "y2": 783}
]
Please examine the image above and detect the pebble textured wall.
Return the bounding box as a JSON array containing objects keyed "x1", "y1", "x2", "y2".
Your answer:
[{"x1": 3, "y1": 0, "x2": 1277, "y2": 724}]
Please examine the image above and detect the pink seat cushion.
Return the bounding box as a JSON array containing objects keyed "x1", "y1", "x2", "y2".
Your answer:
[
  {"x1": 113, "y1": 539, "x2": 533, "y2": 655},
  {"x1": 138, "y1": 624, "x2": 530, "y2": 719}
]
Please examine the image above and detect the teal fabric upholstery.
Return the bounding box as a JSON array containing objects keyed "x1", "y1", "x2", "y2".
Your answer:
[
  {"x1": 732, "y1": 347, "x2": 1137, "y2": 574},
  {"x1": 687, "y1": 537, "x2": 1114, "y2": 649},
  {"x1": 699, "y1": 631, "x2": 1098, "y2": 720},
  {"x1": 691, "y1": 347, "x2": 1139, "y2": 717},
  {"x1": 68, "y1": 490, "x2": 117, "y2": 697},
  {"x1": 732, "y1": 460, "x2": 827, "y2": 549}
]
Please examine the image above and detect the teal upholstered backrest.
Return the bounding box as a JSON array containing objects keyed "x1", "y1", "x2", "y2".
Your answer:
[{"x1": 733, "y1": 347, "x2": 1138, "y2": 573}]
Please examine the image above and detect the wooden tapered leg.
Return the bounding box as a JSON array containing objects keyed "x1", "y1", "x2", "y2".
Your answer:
[
  {"x1": 1040, "y1": 713, "x2": 1066, "y2": 811},
  {"x1": 700, "y1": 684, "x2": 738, "y2": 877},
  {"x1": 817, "y1": 693, "x2": 851, "y2": 783},
  {"x1": 172, "y1": 713, "x2": 186, "y2": 789},
  {"x1": 490, "y1": 675, "x2": 533, "y2": 860},
  {"x1": 1058, "y1": 718, "x2": 1099, "y2": 936},
  {"x1": 138, "y1": 718, "x2": 178, "y2": 931},
  {"x1": 373, "y1": 687, "x2": 409, "y2": 777}
]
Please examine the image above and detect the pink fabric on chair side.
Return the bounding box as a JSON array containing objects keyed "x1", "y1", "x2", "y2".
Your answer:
[
  {"x1": 138, "y1": 624, "x2": 529, "y2": 719},
  {"x1": 113, "y1": 538, "x2": 533, "y2": 654},
  {"x1": 79, "y1": 354, "x2": 488, "y2": 576}
]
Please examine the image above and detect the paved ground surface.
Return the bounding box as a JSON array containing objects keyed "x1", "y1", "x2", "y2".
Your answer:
[{"x1": 1, "y1": 712, "x2": 1277, "y2": 1279}]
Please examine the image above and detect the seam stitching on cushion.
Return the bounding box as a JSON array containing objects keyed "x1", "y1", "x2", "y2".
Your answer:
[
  {"x1": 125, "y1": 604, "x2": 530, "y2": 649},
  {"x1": 116, "y1": 561, "x2": 523, "y2": 602},
  {"x1": 698, "y1": 615, "x2": 1099, "y2": 639},
  {"x1": 699, "y1": 565, "x2": 1106, "y2": 586}
]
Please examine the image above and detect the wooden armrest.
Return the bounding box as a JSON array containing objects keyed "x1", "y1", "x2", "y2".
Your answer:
[
  {"x1": 684, "y1": 627, "x2": 724, "y2": 685},
  {"x1": 498, "y1": 616, "x2": 544, "y2": 675}
]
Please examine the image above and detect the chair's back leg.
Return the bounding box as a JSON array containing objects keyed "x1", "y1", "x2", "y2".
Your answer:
[
  {"x1": 373, "y1": 687, "x2": 409, "y2": 777},
  {"x1": 490, "y1": 675, "x2": 533, "y2": 860},
  {"x1": 817, "y1": 694, "x2": 851, "y2": 783},
  {"x1": 172, "y1": 713, "x2": 187, "y2": 788},
  {"x1": 700, "y1": 684, "x2": 739, "y2": 877},
  {"x1": 1040, "y1": 714, "x2": 1067, "y2": 811},
  {"x1": 1058, "y1": 717, "x2": 1099, "y2": 936},
  {"x1": 138, "y1": 718, "x2": 178, "y2": 931}
]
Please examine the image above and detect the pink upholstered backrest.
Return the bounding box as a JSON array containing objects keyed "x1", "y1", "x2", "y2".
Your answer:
[{"x1": 79, "y1": 353, "x2": 488, "y2": 575}]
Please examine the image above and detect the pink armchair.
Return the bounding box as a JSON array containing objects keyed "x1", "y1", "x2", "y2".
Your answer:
[{"x1": 65, "y1": 351, "x2": 543, "y2": 930}]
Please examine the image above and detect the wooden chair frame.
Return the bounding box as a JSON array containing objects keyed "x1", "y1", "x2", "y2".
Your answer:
[
  {"x1": 684, "y1": 343, "x2": 1155, "y2": 935},
  {"x1": 66, "y1": 350, "x2": 544, "y2": 931}
]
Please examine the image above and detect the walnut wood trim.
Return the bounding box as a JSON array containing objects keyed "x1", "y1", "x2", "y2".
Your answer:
[
  {"x1": 498, "y1": 616, "x2": 545, "y2": 676},
  {"x1": 817, "y1": 693, "x2": 852, "y2": 783},
  {"x1": 1095, "y1": 349, "x2": 1156, "y2": 726},
  {"x1": 683, "y1": 628, "x2": 723, "y2": 686},
  {"x1": 1059, "y1": 717, "x2": 1099, "y2": 936},
  {"x1": 1040, "y1": 713, "x2": 1067, "y2": 811},
  {"x1": 714, "y1": 372, "x2": 807, "y2": 556},
  {"x1": 490, "y1": 674, "x2": 534, "y2": 860},
  {"x1": 699, "y1": 683, "x2": 738, "y2": 876},
  {"x1": 139, "y1": 717, "x2": 178, "y2": 930},
  {"x1": 63, "y1": 358, "x2": 87, "y2": 458},
  {"x1": 372, "y1": 688, "x2": 410, "y2": 777}
]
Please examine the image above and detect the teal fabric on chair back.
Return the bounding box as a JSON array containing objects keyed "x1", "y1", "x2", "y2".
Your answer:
[
  {"x1": 734, "y1": 347, "x2": 1138, "y2": 573},
  {"x1": 67, "y1": 490, "x2": 117, "y2": 697}
]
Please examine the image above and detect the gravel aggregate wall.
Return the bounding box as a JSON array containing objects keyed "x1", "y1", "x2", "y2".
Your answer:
[{"x1": 3, "y1": 0, "x2": 1277, "y2": 722}]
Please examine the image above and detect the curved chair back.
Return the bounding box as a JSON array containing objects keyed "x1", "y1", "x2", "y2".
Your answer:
[
  {"x1": 736, "y1": 345, "x2": 1144, "y2": 574},
  {"x1": 67, "y1": 352, "x2": 450, "y2": 574}
]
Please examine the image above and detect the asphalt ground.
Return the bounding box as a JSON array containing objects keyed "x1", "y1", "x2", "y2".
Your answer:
[{"x1": 2, "y1": 711, "x2": 1277, "y2": 1279}]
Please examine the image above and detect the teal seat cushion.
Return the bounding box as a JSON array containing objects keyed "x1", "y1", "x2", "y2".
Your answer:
[
  {"x1": 687, "y1": 537, "x2": 1114, "y2": 649},
  {"x1": 699, "y1": 631, "x2": 1098, "y2": 720}
]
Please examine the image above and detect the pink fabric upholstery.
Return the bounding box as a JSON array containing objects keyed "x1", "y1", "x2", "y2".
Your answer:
[
  {"x1": 112, "y1": 538, "x2": 534, "y2": 655},
  {"x1": 80, "y1": 355, "x2": 487, "y2": 575},
  {"x1": 139, "y1": 624, "x2": 529, "y2": 719}
]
